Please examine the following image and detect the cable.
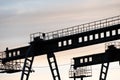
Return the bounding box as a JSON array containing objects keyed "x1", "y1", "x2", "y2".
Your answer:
[{"x1": 33, "y1": 63, "x2": 70, "y2": 69}]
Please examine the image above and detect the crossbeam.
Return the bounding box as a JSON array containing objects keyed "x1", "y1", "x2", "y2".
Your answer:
[
  {"x1": 1, "y1": 15, "x2": 120, "y2": 63},
  {"x1": 73, "y1": 45, "x2": 120, "y2": 68},
  {"x1": 2, "y1": 24, "x2": 120, "y2": 63}
]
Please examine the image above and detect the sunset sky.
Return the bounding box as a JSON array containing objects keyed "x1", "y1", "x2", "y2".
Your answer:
[{"x1": 0, "y1": 0, "x2": 120, "y2": 80}]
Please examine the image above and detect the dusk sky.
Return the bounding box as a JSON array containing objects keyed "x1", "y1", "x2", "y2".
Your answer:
[{"x1": 0, "y1": 0, "x2": 120, "y2": 80}]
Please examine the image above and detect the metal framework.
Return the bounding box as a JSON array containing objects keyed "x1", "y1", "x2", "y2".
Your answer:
[
  {"x1": 0, "y1": 52, "x2": 22, "y2": 73},
  {"x1": 21, "y1": 46, "x2": 35, "y2": 80},
  {"x1": 47, "y1": 52, "x2": 61, "y2": 80},
  {"x1": 70, "y1": 42, "x2": 120, "y2": 80},
  {"x1": 0, "y1": 15, "x2": 120, "y2": 80}
]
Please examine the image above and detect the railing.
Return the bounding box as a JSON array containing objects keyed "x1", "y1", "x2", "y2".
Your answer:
[
  {"x1": 0, "y1": 52, "x2": 22, "y2": 72},
  {"x1": 69, "y1": 59, "x2": 92, "y2": 78},
  {"x1": 0, "y1": 52, "x2": 6, "y2": 59},
  {"x1": 30, "y1": 15, "x2": 120, "y2": 42},
  {"x1": 69, "y1": 66, "x2": 92, "y2": 78},
  {"x1": 105, "y1": 42, "x2": 120, "y2": 50},
  {"x1": 30, "y1": 32, "x2": 45, "y2": 42}
]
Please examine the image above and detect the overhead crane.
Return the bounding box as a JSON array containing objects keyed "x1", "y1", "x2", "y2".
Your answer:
[
  {"x1": 0, "y1": 15, "x2": 120, "y2": 80},
  {"x1": 69, "y1": 42, "x2": 120, "y2": 80}
]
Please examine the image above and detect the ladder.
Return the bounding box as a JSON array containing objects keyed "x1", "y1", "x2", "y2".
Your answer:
[
  {"x1": 21, "y1": 46, "x2": 34, "y2": 80},
  {"x1": 47, "y1": 52, "x2": 61, "y2": 80},
  {"x1": 99, "y1": 63, "x2": 109, "y2": 80}
]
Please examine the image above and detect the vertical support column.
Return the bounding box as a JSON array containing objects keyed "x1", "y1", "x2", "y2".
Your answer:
[
  {"x1": 21, "y1": 46, "x2": 34, "y2": 80},
  {"x1": 47, "y1": 52, "x2": 61, "y2": 80},
  {"x1": 99, "y1": 63, "x2": 109, "y2": 80},
  {"x1": 74, "y1": 73, "x2": 76, "y2": 80},
  {"x1": 81, "y1": 77, "x2": 83, "y2": 80},
  {"x1": 73, "y1": 73, "x2": 84, "y2": 80}
]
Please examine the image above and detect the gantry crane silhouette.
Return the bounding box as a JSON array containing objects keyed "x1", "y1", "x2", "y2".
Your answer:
[
  {"x1": 0, "y1": 15, "x2": 120, "y2": 80},
  {"x1": 69, "y1": 42, "x2": 120, "y2": 80}
]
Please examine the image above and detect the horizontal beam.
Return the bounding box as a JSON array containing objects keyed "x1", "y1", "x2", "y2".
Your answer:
[
  {"x1": 2, "y1": 24, "x2": 120, "y2": 63},
  {"x1": 73, "y1": 46, "x2": 120, "y2": 68}
]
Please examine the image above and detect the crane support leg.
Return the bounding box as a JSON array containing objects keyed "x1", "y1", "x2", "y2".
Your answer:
[
  {"x1": 47, "y1": 52, "x2": 61, "y2": 80},
  {"x1": 21, "y1": 46, "x2": 34, "y2": 80},
  {"x1": 99, "y1": 63, "x2": 109, "y2": 80}
]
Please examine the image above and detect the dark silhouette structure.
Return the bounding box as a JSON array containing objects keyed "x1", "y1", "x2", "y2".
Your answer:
[
  {"x1": 0, "y1": 15, "x2": 120, "y2": 80},
  {"x1": 69, "y1": 42, "x2": 120, "y2": 80}
]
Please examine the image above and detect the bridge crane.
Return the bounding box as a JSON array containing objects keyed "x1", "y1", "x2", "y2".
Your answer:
[
  {"x1": 69, "y1": 42, "x2": 120, "y2": 80},
  {"x1": 0, "y1": 15, "x2": 120, "y2": 80}
]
